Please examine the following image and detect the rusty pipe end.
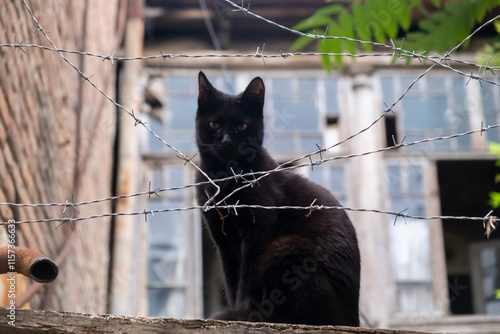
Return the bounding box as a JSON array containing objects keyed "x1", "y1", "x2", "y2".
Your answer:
[{"x1": 28, "y1": 257, "x2": 58, "y2": 283}]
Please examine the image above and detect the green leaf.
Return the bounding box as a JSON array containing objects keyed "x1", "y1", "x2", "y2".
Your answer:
[
  {"x1": 352, "y1": 2, "x2": 372, "y2": 52},
  {"x1": 294, "y1": 14, "x2": 332, "y2": 32},
  {"x1": 367, "y1": 0, "x2": 398, "y2": 38},
  {"x1": 316, "y1": 21, "x2": 345, "y2": 71},
  {"x1": 328, "y1": 22, "x2": 344, "y2": 68},
  {"x1": 318, "y1": 40, "x2": 333, "y2": 72},
  {"x1": 338, "y1": 10, "x2": 357, "y2": 54},
  {"x1": 291, "y1": 34, "x2": 315, "y2": 52},
  {"x1": 495, "y1": 19, "x2": 500, "y2": 34},
  {"x1": 404, "y1": 1, "x2": 477, "y2": 53},
  {"x1": 477, "y1": 40, "x2": 500, "y2": 67},
  {"x1": 474, "y1": 0, "x2": 500, "y2": 22},
  {"x1": 396, "y1": 0, "x2": 411, "y2": 31},
  {"x1": 489, "y1": 191, "x2": 500, "y2": 209},
  {"x1": 489, "y1": 142, "x2": 500, "y2": 157}
]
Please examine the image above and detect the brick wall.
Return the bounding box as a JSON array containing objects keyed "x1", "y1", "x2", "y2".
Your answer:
[{"x1": 0, "y1": 0, "x2": 119, "y2": 313}]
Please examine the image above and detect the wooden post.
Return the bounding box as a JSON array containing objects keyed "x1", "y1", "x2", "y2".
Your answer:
[{"x1": 110, "y1": 0, "x2": 147, "y2": 316}]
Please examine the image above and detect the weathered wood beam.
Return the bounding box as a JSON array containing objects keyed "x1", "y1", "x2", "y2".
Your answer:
[{"x1": 0, "y1": 308, "x2": 426, "y2": 334}]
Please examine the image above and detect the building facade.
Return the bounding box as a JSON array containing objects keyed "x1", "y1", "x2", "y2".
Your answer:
[{"x1": 137, "y1": 2, "x2": 500, "y2": 332}]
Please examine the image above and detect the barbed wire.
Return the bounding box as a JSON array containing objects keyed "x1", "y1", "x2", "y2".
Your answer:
[
  {"x1": 1, "y1": 121, "x2": 499, "y2": 225},
  {"x1": 0, "y1": 0, "x2": 498, "y2": 233},
  {"x1": 18, "y1": 0, "x2": 222, "y2": 206},
  {"x1": 1, "y1": 46, "x2": 499, "y2": 89},
  {"x1": 0, "y1": 202, "x2": 498, "y2": 227}
]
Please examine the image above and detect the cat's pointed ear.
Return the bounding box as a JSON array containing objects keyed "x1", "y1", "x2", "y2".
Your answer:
[
  {"x1": 241, "y1": 77, "x2": 265, "y2": 111},
  {"x1": 198, "y1": 71, "x2": 217, "y2": 107}
]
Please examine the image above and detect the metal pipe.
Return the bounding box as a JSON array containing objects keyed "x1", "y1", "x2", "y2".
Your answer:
[{"x1": 0, "y1": 247, "x2": 58, "y2": 283}]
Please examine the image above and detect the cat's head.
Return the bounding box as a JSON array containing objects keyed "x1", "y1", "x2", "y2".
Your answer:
[{"x1": 196, "y1": 71, "x2": 265, "y2": 162}]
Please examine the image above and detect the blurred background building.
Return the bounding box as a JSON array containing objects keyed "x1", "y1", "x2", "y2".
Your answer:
[{"x1": 0, "y1": 1, "x2": 499, "y2": 333}]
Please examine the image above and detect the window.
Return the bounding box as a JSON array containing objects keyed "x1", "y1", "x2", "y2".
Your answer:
[
  {"x1": 263, "y1": 75, "x2": 338, "y2": 154},
  {"x1": 470, "y1": 240, "x2": 500, "y2": 314},
  {"x1": 480, "y1": 76, "x2": 500, "y2": 143},
  {"x1": 380, "y1": 73, "x2": 472, "y2": 151},
  {"x1": 387, "y1": 163, "x2": 435, "y2": 314},
  {"x1": 145, "y1": 164, "x2": 202, "y2": 318},
  {"x1": 144, "y1": 73, "x2": 339, "y2": 156},
  {"x1": 308, "y1": 164, "x2": 347, "y2": 206},
  {"x1": 142, "y1": 71, "x2": 341, "y2": 318}
]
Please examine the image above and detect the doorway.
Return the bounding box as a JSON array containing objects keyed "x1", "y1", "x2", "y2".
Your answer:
[{"x1": 437, "y1": 159, "x2": 500, "y2": 315}]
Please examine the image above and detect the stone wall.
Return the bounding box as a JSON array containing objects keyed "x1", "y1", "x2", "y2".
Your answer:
[{"x1": 0, "y1": 0, "x2": 119, "y2": 313}]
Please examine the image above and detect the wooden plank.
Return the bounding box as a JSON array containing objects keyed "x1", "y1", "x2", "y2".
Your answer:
[{"x1": 0, "y1": 307, "x2": 427, "y2": 334}]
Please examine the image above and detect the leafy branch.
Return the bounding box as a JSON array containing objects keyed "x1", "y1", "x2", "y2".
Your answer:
[{"x1": 292, "y1": 0, "x2": 500, "y2": 71}]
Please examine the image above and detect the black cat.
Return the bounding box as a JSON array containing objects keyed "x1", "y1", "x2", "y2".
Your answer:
[{"x1": 195, "y1": 71, "x2": 360, "y2": 326}]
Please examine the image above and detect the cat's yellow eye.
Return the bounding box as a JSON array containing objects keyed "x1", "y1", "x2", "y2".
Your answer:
[
  {"x1": 237, "y1": 123, "x2": 247, "y2": 131},
  {"x1": 209, "y1": 121, "x2": 219, "y2": 130}
]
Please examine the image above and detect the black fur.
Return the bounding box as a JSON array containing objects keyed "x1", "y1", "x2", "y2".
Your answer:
[{"x1": 195, "y1": 71, "x2": 360, "y2": 326}]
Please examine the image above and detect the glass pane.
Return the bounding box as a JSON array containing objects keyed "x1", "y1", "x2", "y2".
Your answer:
[
  {"x1": 390, "y1": 197, "x2": 426, "y2": 216},
  {"x1": 217, "y1": 76, "x2": 236, "y2": 94},
  {"x1": 148, "y1": 288, "x2": 186, "y2": 318},
  {"x1": 330, "y1": 166, "x2": 345, "y2": 194},
  {"x1": 274, "y1": 98, "x2": 319, "y2": 131},
  {"x1": 481, "y1": 248, "x2": 497, "y2": 269},
  {"x1": 169, "y1": 98, "x2": 197, "y2": 130},
  {"x1": 298, "y1": 78, "x2": 317, "y2": 93},
  {"x1": 325, "y1": 78, "x2": 339, "y2": 116},
  {"x1": 381, "y1": 76, "x2": 395, "y2": 110},
  {"x1": 148, "y1": 201, "x2": 188, "y2": 246},
  {"x1": 402, "y1": 96, "x2": 448, "y2": 130},
  {"x1": 165, "y1": 134, "x2": 195, "y2": 153},
  {"x1": 455, "y1": 107, "x2": 471, "y2": 150},
  {"x1": 166, "y1": 165, "x2": 185, "y2": 189},
  {"x1": 427, "y1": 77, "x2": 445, "y2": 93},
  {"x1": 408, "y1": 166, "x2": 423, "y2": 194},
  {"x1": 484, "y1": 108, "x2": 500, "y2": 143},
  {"x1": 481, "y1": 82, "x2": 497, "y2": 112},
  {"x1": 483, "y1": 275, "x2": 495, "y2": 298},
  {"x1": 434, "y1": 135, "x2": 452, "y2": 150},
  {"x1": 300, "y1": 136, "x2": 322, "y2": 153},
  {"x1": 390, "y1": 219, "x2": 431, "y2": 281},
  {"x1": 309, "y1": 167, "x2": 324, "y2": 186},
  {"x1": 387, "y1": 165, "x2": 402, "y2": 193},
  {"x1": 272, "y1": 78, "x2": 292, "y2": 93},
  {"x1": 148, "y1": 245, "x2": 185, "y2": 284},
  {"x1": 452, "y1": 76, "x2": 466, "y2": 109},
  {"x1": 150, "y1": 169, "x2": 163, "y2": 201},
  {"x1": 167, "y1": 76, "x2": 192, "y2": 94},
  {"x1": 401, "y1": 75, "x2": 420, "y2": 95},
  {"x1": 148, "y1": 116, "x2": 164, "y2": 153},
  {"x1": 273, "y1": 135, "x2": 295, "y2": 154}
]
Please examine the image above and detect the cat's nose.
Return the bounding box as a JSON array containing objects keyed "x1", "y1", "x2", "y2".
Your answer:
[{"x1": 221, "y1": 133, "x2": 232, "y2": 146}]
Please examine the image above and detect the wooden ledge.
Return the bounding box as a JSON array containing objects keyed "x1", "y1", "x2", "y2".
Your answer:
[{"x1": 0, "y1": 308, "x2": 428, "y2": 334}]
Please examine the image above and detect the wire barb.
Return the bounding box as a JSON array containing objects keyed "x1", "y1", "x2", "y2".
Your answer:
[
  {"x1": 0, "y1": 0, "x2": 498, "y2": 241},
  {"x1": 483, "y1": 210, "x2": 497, "y2": 238},
  {"x1": 393, "y1": 208, "x2": 409, "y2": 226},
  {"x1": 13, "y1": 35, "x2": 27, "y2": 55},
  {"x1": 210, "y1": 197, "x2": 229, "y2": 236},
  {"x1": 148, "y1": 181, "x2": 161, "y2": 199}
]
